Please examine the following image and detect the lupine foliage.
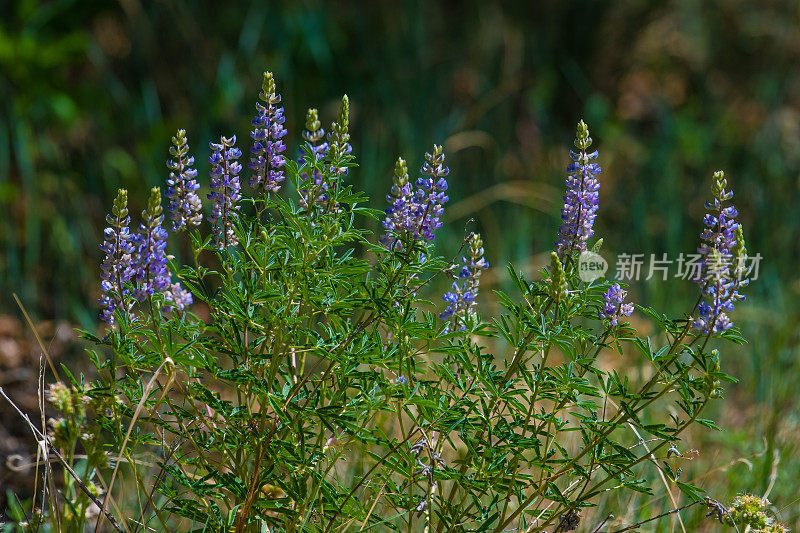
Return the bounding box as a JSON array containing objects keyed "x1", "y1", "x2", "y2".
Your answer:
[{"x1": 8, "y1": 74, "x2": 780, "y2": 532}]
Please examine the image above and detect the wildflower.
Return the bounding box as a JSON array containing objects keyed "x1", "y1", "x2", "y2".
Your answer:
[
  {"x1": 99, "y1": 189, "x2": 135, "y2": 324},
  {"x1": 249, "y1": 71, "x2": 287, "y2": 193},
  {"x1": 133, "y1": 187, "x2": 170, "y2": 301},
  {"x1": 599, "y1": 283, "x2": 634, "y2": 326},
  {"x1": 550, "y1": 252, "x2": 567, "y2": 300},
  {"x1": 207, "y1": 135, "x2": 243, "y2": 249},
  {"x1": 298, "y1": 108, "x2": 331, "y2": 210},
  {"x1": 692, "y1": 171, "x2": 747, "y2": 334},
  {"x1": 380, "y1": 146, "x2": 449, "y2": 249},
  {"x1": 440, "y1": 232, "x2": 488, "y2": 329},
  {"x1": 164, "y1": 282, "x2": 193, "y2": 312},
  {"x1": 700, "y1": 171, "x2": 738, "y2": 256},
  {"x1": 303, "y1": 107, "x2": 325, "y2": 145},
  {"x1": 759, "y1": 524, "x2": 790, "y2": 533},
  {"x1": 165, "y1": 129, "x2": 202, "y2": 231},
  {"x1": 46, "y1": 382, "x2": 74, "y2": 414},
  {"x1": 415, "y1": 145, "x2": 449, "y2": 242},
  {"x1": 379, "y1": 157, "x2": 415, "y2": 249},
  {"x1": 703, "y1": 349, "x2": 724, "y2": 398},
  {"x1": 725, "y1": 494, "x2": 774, "y2": 531},
  {"x1": 327, "y1": 94, "x2": 352, "y2": 175},
  {"x1": 556, "y1": 120, "x2": 601, "y2": 260}
]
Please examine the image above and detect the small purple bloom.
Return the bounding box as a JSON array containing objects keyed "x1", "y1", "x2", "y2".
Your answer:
[
  {"x1": 556, "y1": 120, "x2": 601, "y2": 260},
  {"x1": 249, "y1": 72, "x2": 287, "y2": 193},
  {"x1": 600, "y1": 283, "x2": 634, "y2": 327},
  {"x1": 440, "y1": 232, "x2": 488, "y2": 331},
  {"x1": 99, "y1": 189, "x2": 135, "y2": 324},
  {"x1": 133, "y1": 187, "x2": 170, "y2": 302},
  {"x1": 207, "y1": 135, "x2": 243, "y2": 249},
  {"x1": 164, "y1": 282, "x2": 193, "y2": 312},
  {"x1": 165, "y1": 129, "x2": 202, "y2": 231}
]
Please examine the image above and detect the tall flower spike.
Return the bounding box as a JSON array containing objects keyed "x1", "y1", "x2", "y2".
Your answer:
[
  {"x1": 165, "y1": 129, "x2": 202, "y2": 231},
  {"x1": 207, "y1": 135, "x2": 243, "y2": 249},
  {"x1": 600, "y1": 283, "x2": 634, "y2": 327},
  {"x1": 731, "y1": 225, "x2": 747, "y2": 279},
  {"x1": 550, "y1": 252, "x2": 567, "y2": 300},
  {"x1": 380, "y1": 157, "x2": 416, "y2": 249},
  {"x1": 556, "y1": 120, "x2": 601, "y2": 260},
  {"x1": 133, "y1": 187, "x2": 170, "y2": 302},
  {"x1": 440, "y1": 232, "x2": 489, "y2": 330},
  {"x1": 414, "y1": 145, "x2": 449, "y2": 242},
  {"x1": 99, "y1": 189, "x2": 135, "y2": 324},
  {"x1": 298, "y1": 108, "x2": 331, "y2": 210},
  {"x1": 329, "y1": 95, "x2": 350, "y2": 159},
  {"x1": 692, "y1": 170, "x2": 746, "y2": 334},
  {"x1": 326, "y1": 95, "x2": 353, "y2": 177},
  {"x1": 249, "y1": 71, "x2": 287, "y2": 193},
  {"x1": 380, "y1": 147, "x2": 449, "y2": 249}
]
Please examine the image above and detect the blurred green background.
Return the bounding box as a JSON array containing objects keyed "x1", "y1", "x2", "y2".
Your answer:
[{"x1": 1, "y1": 0, "x2": 799, "y2": 529}]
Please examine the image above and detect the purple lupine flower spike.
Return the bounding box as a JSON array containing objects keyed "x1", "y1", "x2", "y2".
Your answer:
[
  {"x1": 414, "y1": 144, "x2": 449, "y2": 242},
  {"x1": 133, "y1": 187, "x2": 171, "y2": 302},
  {"x1": 599, "y1": 283, "x2": 634, "y2": 327},
  {"x1": 380, "y1": 157, "x2": 415, "y2": 249},
  {"x1": 249, "y1": 71, "x2": 287, "y2": 193},
  {"x1": 380, "y1": 146, "x2": 449, "y2": 250},
  {"x1": 556, "y1": 120, "x2": 601, "y2": 260},
  {"x1": 207, "y1": 135, "x2": 243, "y2": 249},
  {"x1": 298, "y1": 108, "x2": 330, "y2": 210},
  {"x1": 165, "y1": 129, "x2": 202, "y2": 231},
  {"x1": 99, "y1": 189, "x2": 135, "y2": 324},
  {"x1": 297, "y1": 96, "x2": 352, "y2": 214},
  {"x1": 692, "y1": 171, "x2": 747, "y2": 334},
  {"x1": 440, "y1": 232, "x2": 489, "y2": 331}
]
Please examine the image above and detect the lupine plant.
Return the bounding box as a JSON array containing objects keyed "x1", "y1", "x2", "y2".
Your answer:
[{"x1": 8, "y1": 71, "x2": 782, "y2": 533}]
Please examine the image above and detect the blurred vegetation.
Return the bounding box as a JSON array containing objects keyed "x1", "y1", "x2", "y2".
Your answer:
[{"x1": 1, "y1": 0, "x2": 799, "y2": 529}]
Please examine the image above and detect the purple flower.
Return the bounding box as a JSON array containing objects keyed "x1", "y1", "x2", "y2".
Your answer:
[
  {"x1": 207, "y1": 135, "x2": 243, "y2": 249},
  {"x1": 440, "y1": 232, "x2": 489, "y2": 330},
  {"x1": 99, "y1": 189, "x2": 135, "y2": 324},
  {"x1": 379, "y1": 157, "x2": 415, "y2": 249},
  {"x1": 556, "y1": 120, "x2": 601, "y2": 260},
  {"x1": 380, "y1": 145, "x2": 449, "y2": 249},
  {"x1": 164, "y1": 282, "x2": 193, "y2": 312},
  {"x1": 415, "y1": 145, "x2": 450, "y2": 242},
  {"x1": 297, "y1": 108, "x2": 331, "y2": 211},
  {"x1": 249, "y1": 72, "x2": 287, "y2": 193},
  {"x1": 692, "y1": 171, "x2": 747, "y2": 334},
  {"x1": 133, "y1": 187, "x2": 170, "y2": 302},
  {"x1": 599, "y1": 283, "x2": 634, "y2": 327},
  {"x1": 165, "y1": 129, "x2": 202, "y2": 231}
]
